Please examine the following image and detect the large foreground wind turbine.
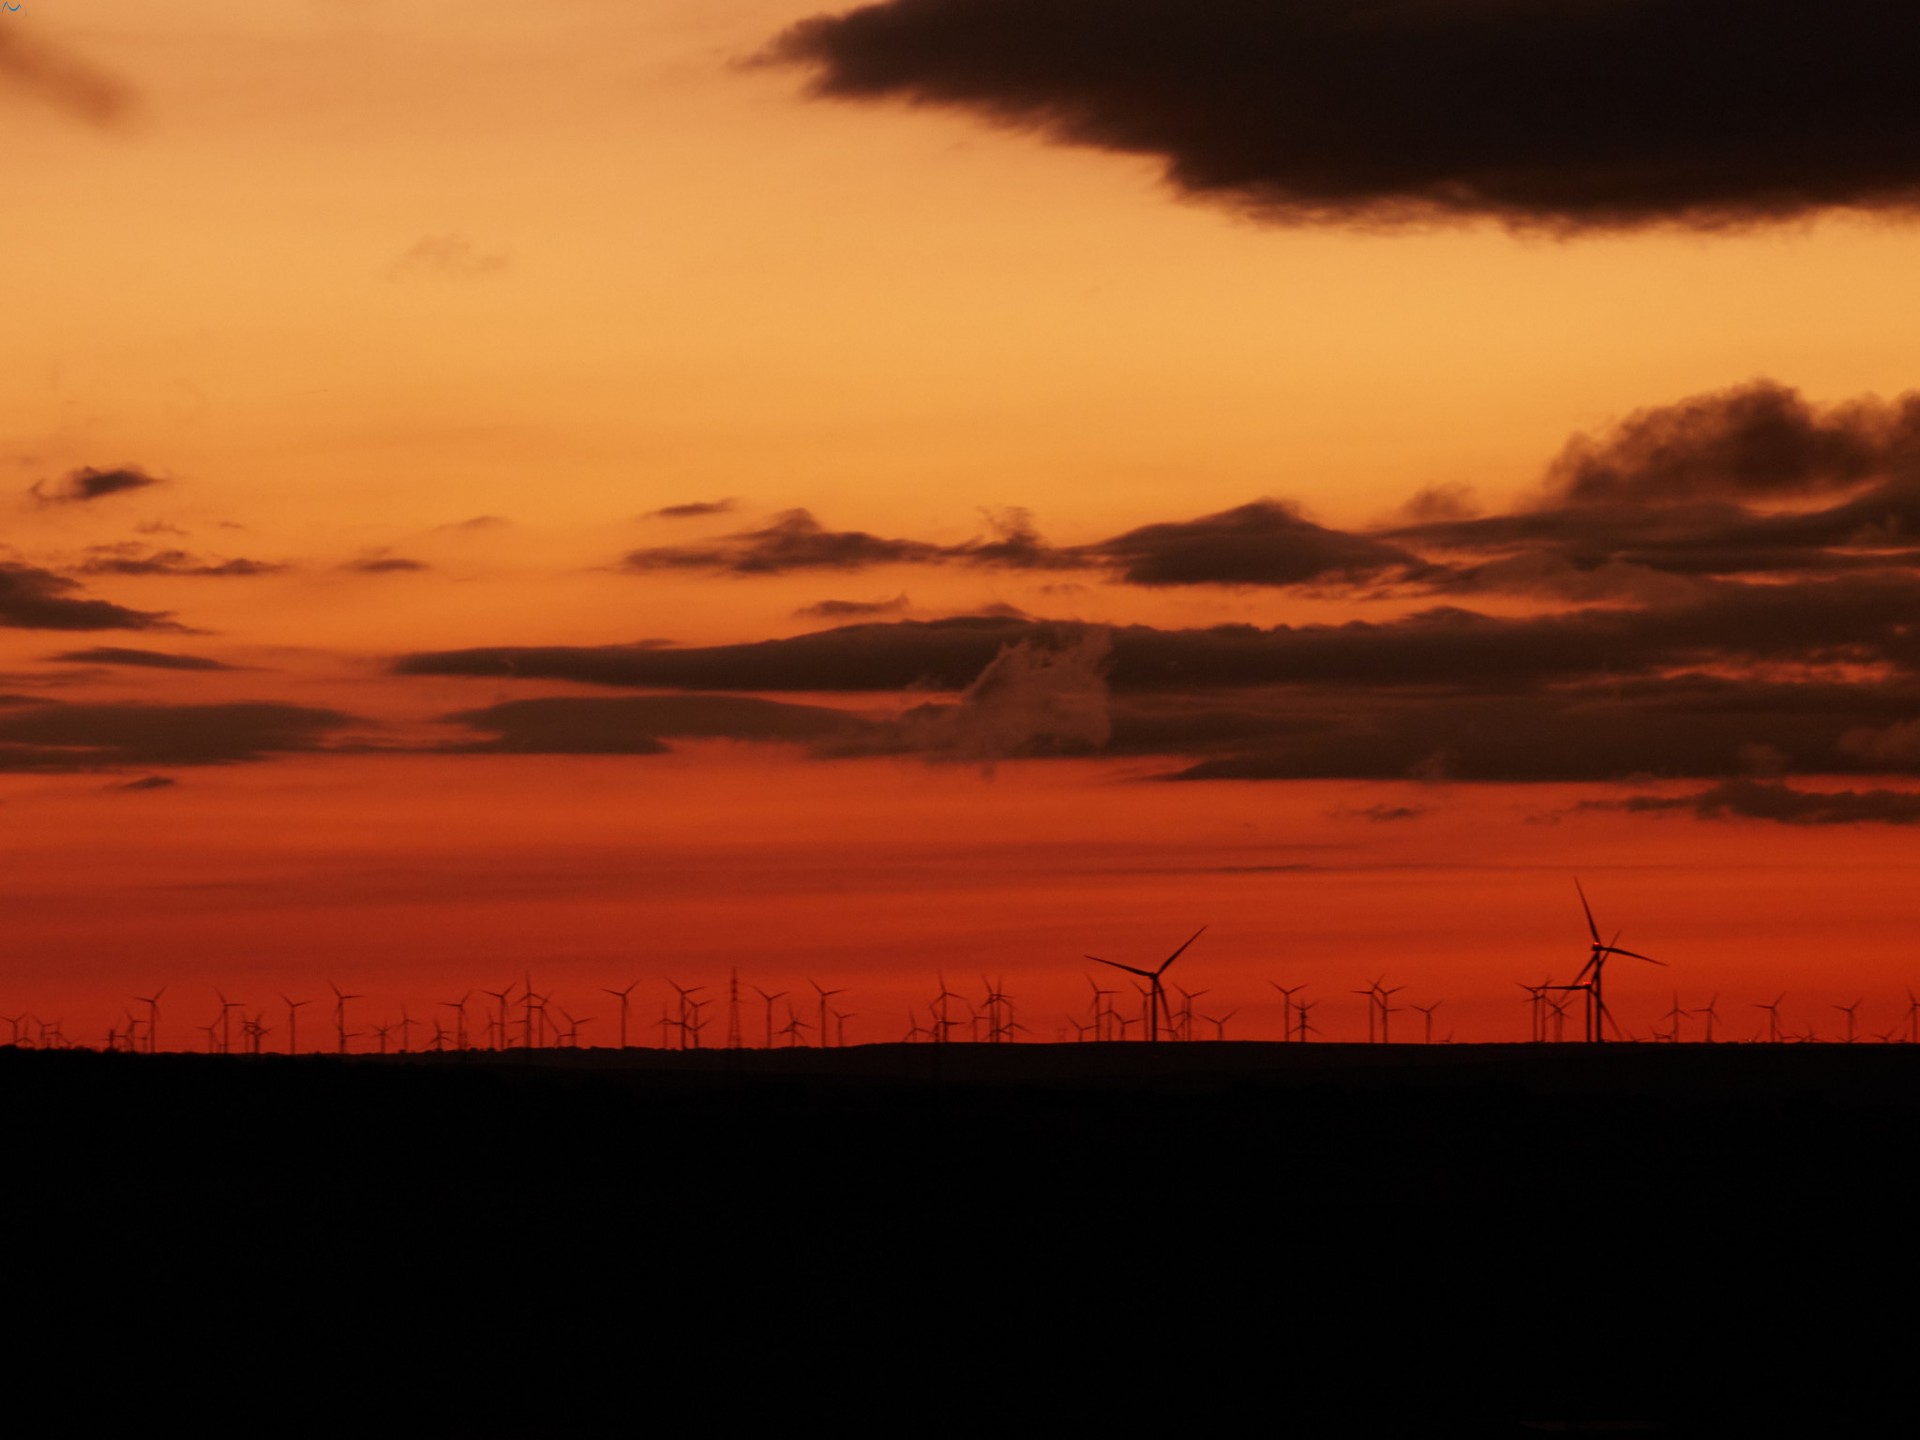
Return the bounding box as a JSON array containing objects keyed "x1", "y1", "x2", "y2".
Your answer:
[
  {"x1": 1570, "y1": 879, "x2": 1663, "y2": 1042},
  {"x1": 1085, "y1": 926, "x2": 1206, "y2": 1042}
]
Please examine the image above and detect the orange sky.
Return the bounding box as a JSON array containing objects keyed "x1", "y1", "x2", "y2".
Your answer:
[{"x1": 5, "y1": 2, "x2": 1920, "y2": 1048}]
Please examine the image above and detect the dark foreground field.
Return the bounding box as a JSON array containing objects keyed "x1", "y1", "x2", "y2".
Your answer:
[{"x1": 5, "y1": 1042, "x2": 1915, "y2": 1431}]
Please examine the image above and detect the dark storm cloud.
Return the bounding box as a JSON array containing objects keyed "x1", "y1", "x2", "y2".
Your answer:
[
  {"x1": 1091, "y1": 500, "x2": 1424, "y2": 587},
  {"x1": 444, "y1": 695, "x2": 877, "y2": 754},
  {"x1": 29, "y1": 466, "x2": 163, "y2": 505},
  {"x1": 769, "y1": 0, "x2": 1920, "y2": 232},
  {"x1": 78, "y1": 546, "x2": 285, "y2": 578},
  {"x1": 0, "y1": 701, "x2": 353, "y2": 771},
  {"x1": 1603, "y1": 779, "x2": 1920, "y2": 826},
  {"x1": 649, "y1": 499, "x2": 739, "y2": 519},
  {"x1": 49, "y1": 647, "x2": 231, "y2": 671},
  {"x1": 0, "y1": 564, "x2": 173, "y2": 632}
]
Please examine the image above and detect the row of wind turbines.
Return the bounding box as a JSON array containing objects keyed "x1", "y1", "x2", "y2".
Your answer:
[{"x1": 7, "y1": 883, "x2": 1920, "y2": 1053}]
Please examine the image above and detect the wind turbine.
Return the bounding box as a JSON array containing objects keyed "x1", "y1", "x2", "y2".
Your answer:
[
  {"x1": 1084, "y1": 926, "x2": 1205, "y2": 1042},
  {"x1": 810, "y1": 980, "x2": 844, "y2": 1049},
  {"x1": 932, "y1": 976, "x2": 965, "y2": 1043},
  {"x1": 1694, "y1": 994, "x2": 1721, "y2": 1044},
  {"x1": 753, "y1": 986, "x2": 787, "y2": 1050},
  {"x1": 1753, "y1": 994, "x2": 1785, "y2": 1045},
  {"x1": 215, "y1": 989, "x2": 243, "y2": 1056},
  {"x1": 1570, "y1": 880, "x2": 1664, "y2": 1043},
  {"x1": 1376, "y1": 981, "x2": 1405, "y2": 1044},
  {"x1": 603, "y1": 982, "x2": 638, "y2": 1050},
  {"x1": 281, "y1": 995, "x2": 310, "y2": 1055},
  {"x1": 132, "y1": 990, "x2": 164, "y2": 1059},
  {"x1": 1269, "y1": 982, "x2": 1307, "y2": 1043},
  {"x1": 1834, "y1": 998, "x2": 1863, "y2": 1044},
  {"x1": 1085, "y1": 975, "x2": 1116, "y2": 1043},
  {"x1": 1412, "y1": 1000, "x2": 1442, "y2": 1045},
  {"x1": 482, "y1": 982, "x2": 516, "y2": 1051},
  {"x1": 442, "y1": 992, "x2": 471, "y2": 1051},
  {"x1": 328, "y1": 981, "x2": 361, "y2": 1055}
]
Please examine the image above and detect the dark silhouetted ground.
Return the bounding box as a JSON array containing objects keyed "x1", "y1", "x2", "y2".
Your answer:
[{"x1": 3, "y1": 1042, "x2": 1911, "y2": 1432}]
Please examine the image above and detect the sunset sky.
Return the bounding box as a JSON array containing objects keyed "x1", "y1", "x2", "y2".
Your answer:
[{"x1": 8, "y1": 0, "x2": 1920, "y2": 1047}]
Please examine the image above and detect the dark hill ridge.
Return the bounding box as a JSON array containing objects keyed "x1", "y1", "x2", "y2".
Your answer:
[{"x1": 3, "y1": 1043, "x2": 1912, "y2": 1428}]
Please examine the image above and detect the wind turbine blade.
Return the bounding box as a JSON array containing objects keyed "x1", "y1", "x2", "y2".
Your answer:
[
  {"x1": 1575, "y1": 878, "x2": 1600, "y2": 943},
  {"x1": 1155, "y1": 926, "x2": 1207, "y2": 976},
  {"x1": 1603, "y1": 946, "x2": 1664, "y2": 966},
  {"x1": 1086, "y1": 955, "x2": 1152, "y2": 979}
]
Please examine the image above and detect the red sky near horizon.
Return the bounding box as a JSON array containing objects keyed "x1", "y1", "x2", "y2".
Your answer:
[{"x1": 6, "y1": 1, "x2": 1920, "y2": 1049}]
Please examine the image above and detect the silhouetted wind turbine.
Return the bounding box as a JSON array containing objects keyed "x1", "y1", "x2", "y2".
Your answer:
[
  {"x1": 1202, "y1": 1009, "x2": 1236, "y2": 1041},
  {"x1": 1694, "y1": 994, "x2": 1721, "y2": 1044},
  {"x1": 1412, "y1": 1000, "x2": 1441, "y2": 1045},
  {"x1": 1269, "y1": 982, "x2": 1307, "y2": 1043},
  {"x1": 134, "y1": 987, "x2": 165, "y2": 1056},
  {"x1": 1084, "y1": 926, "x2": 1205, "y2": 1042},
  {"x1": 482, "y1": 983, "x2": 515, "y2": 1051},
  {"x1": 1086, "y1": 975, "x2": 1117, "y2": 1043},
  {"x1": 216, "y1": 989, "x2": 243, "y2": 1056},
  {"x1": 811, "y1": 980, "x2": 844, "y2": 1049},
  {"x1": 1835, "y1": 998, "x2": 1863, "y2": 1044},
  {"x1": 932, "y1": 976, "x2": 965, "y2": 1043},
  {"x1": 1662, "y1": 990, "x2": 1687, "y2": 1044},
  {"x1": 1377, "y1": 981, "x2": 1404, "y2": 1044},
  {"x1": 1571, "y1": 880, "x2": 1664, "y2": 1042},
  {"x1": 282, "y1": 995, "x2": 309, "y2": 1055},
  {"x1": 753, "y1": 986, "x2": 787, "y2": 1050},
  {"x1": 603, "y1": 982, "x2": 638, "y2": 1050},
  {"x1": 1754, "y1": 994, "x2": 1785, "y2": 1045},
  {"x1": 442, "y1": 992, "x2": 471, "y2": 1051},
  {"x1": 328, "y1": 981, "x2": 361, "y2": 1055}
]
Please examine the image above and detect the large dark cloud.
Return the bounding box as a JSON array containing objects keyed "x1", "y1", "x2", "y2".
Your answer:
[
  {"x1": 397, "y1": 575, "x2": 1920, "y2": 696},
  {"x1": 769, "y1": 0, "x2": 1920, "y2": 232},
  {"x1": 29, "y1": 466, "x2": 163, "y2": 505},
  {"x1": 49, "y1": 647, "x2": 231, "y2": 671},
  {"x1": 0, "y1": 701, "x2": 353, "y2": 771},
  {"x1": 397, "y1": 581, "x2": 1920, "y2": 795},
  {"x1": 0, "y1": 564, "x2": 173, "y2": 632}
]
